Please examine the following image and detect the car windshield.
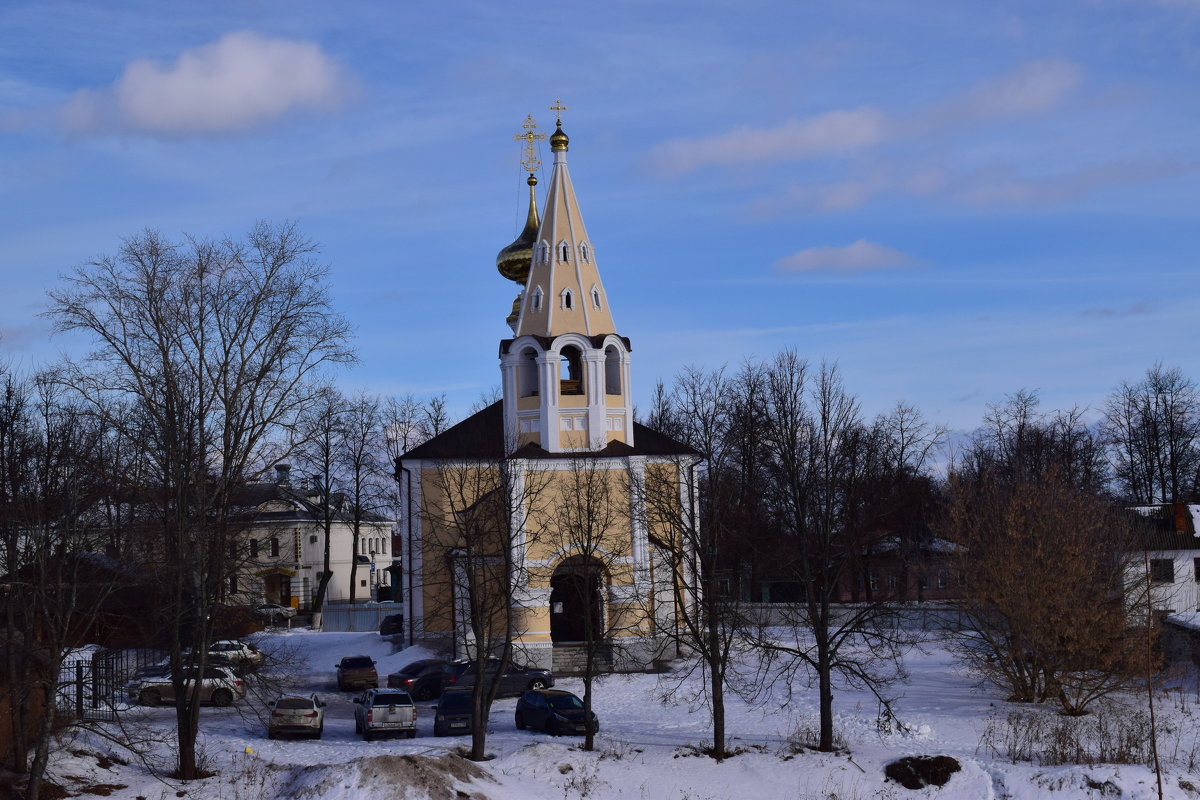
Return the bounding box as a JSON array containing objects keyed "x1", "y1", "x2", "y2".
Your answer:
[
  {"x1": 439, "y1": 693, "x2": 471, "y2": 712},
  {"x1": 546, "y1": 694, "x2": 584, "y2": 710},
  {"x1": 372, "y1": 692, "x2": 410, "y2": 706},
  {"x1": 342, "y1": 657, "x2": 372, "y2": 668},
  {"x1": 275, "y1": 697, "x2": 314, "y2": 710}
]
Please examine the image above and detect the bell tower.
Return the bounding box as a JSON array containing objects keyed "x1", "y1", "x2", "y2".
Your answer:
[{"x1": 497, "y1": 104, "x2": 633, "y2": 452}]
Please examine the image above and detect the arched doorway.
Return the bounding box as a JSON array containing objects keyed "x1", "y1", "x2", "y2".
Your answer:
[{"x1": 549, "y1": 556, "x2": 604, "y2": 643}]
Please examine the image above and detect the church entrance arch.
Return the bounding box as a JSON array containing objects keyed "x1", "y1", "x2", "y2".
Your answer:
[{"x1": 549, "y1": 556, "x2": 604, "y2": 643}]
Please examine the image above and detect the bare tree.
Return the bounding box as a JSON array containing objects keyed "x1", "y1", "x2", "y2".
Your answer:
[
  {"x1": 291, "y1": 387, "x2": 348, "y2": 612},
  {"x1": 0, "y1": 371, "x2": 132, "y2": 800},
  {"x1": 635, "y1": 363, "x2": 748, "y2": 760},
  {"x1": 44, "y1": 223, "x2": 353, "y2": 779},
  {"x1": 544, "y1": 453, "x2": 636, "y2": 751},
  {"x1": 414, "y1": 443, "x2": 550, "y2": 761},
  {"x1": 1104, "y1": 364, "x2": 1200, "y2": 504},
  {"x1": 340, "y1": 392, "x2": 391, "y2": 604},
  {"x1": 744, "y1": 354, "x2": 937, "y2": 752}
]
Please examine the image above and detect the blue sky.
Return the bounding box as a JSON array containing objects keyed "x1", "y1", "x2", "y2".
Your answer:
[{"x1": 1, "y1": 0, "x2": 1197, "y2": 431}]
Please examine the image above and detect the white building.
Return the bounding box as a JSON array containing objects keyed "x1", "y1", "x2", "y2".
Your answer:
[
  {"x1": 1134, "y1": 503, "x2": 1200, "y2": 613},
  {"x1": 228, "y1": 464, "x2": 396, "y2": 611}
]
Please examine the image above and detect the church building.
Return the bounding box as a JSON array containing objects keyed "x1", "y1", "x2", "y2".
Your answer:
[{"x1": 396, "y1": 111, "x2": 699, "y2": 673}]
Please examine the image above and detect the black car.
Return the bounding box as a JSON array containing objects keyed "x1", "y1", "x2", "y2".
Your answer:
[
  {"x1": 433, "y1": 689, "x2": 475, "y2": 736},
  {"x1": 515, "y1": 689, "x2": 598, "y2": 736},
  {"x1": 379, "y1": 614, "x2": 405, "y2": 637},
  {"x1": 386, "y1": 659, "x2": 450, "y2": 700},
  {"x1": 442, "y1": 658, "x2": 553, "y2": 697}
]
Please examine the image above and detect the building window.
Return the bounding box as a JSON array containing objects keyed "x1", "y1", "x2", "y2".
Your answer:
[
  {"x1": 936, "y1": 571, "x2": 948, "y2": 589},
  {"x1": 229, "y1": 542, "x2": 238, "y2": 558},
  {"x1": 868, "y1": 572, "x2": 879, "y2": 591},
  {"x1": 1150, "y1": 558, "x2": 1175, "y2": 583},
  {"x1": 580, "y1": 241, "x2": 590, "y2": 262},
  {"x1": 229, "y1": 574, "x2": 238, "y2": 594},
  {"x1": 537, "y1": 241, "x2": 550, "y2": 263},
  {"x1": 561, "y1": 289, "x2": 574, "y2": 310},
  {"x1": 249, "y1": 539, "x2": 259, "y2": 558},
  {"x1": 886, "y1": 575, "x2": 898, "y2": 589},
  {"x1": 360, "y1": 579, "x2": 368, "y2": 588},
  {"x1": 958, "y1": 571, "x2": 967, "y2": 588},
  {"x1": 531, "y1": 286, "x2": 543, "y2": 312},
  {"x1": 270, "y1": 536, "x2": 280, "y2": 558},
  {"x1": 559, "y1": 241, "x2": 570, "y2": 262}
]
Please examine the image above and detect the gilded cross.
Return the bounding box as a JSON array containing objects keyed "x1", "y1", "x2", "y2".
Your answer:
[
  {"x1": 549, "y1": 98, "x2": 568, "y2": 126},
  {"x1": 513, "y1": 114, "x2": 545, "y2": 174}
]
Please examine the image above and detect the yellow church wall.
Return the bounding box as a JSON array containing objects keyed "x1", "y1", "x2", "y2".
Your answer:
[
  {"x1": 517, "y1": 395, "x2": 540, "y2": 410},
  {"x1": 559, "y1": 430, "x2": 588, "y2": 449},
  {"x1": 559, "y1": 394, "x2": 588, "y2": 409},
  {"x1": 605, "y1": 394, "x2": 624, "y2": 408}
]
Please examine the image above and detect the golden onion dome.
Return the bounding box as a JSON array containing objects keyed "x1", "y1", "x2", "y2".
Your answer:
[
  {"x1": 496, "y1": 173, "x2": 540, "y2": 283},
  {"x1": 505, "y1": 294, "x2": 522, "y2": 328},
  {"x1": 549, "y1": 124, "x2": 569, "y2": 151}
]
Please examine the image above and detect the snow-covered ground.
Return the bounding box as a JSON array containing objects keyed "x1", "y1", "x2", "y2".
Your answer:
[{"x1": 40, "y1": 629, "x2": 1200, "y2": 799}]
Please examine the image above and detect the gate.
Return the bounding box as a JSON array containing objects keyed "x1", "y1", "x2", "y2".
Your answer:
[{"x1": 56, "y1": 647, "x2": 166, "y2": 722}]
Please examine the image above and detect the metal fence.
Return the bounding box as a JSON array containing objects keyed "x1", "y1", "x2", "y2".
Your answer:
[{"x1": 317, "y1": 603, "x2": 404, "y2": 636}]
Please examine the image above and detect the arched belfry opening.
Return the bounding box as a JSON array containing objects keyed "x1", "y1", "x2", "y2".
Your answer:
[
  {"x1": 604, "y1": 345, "x2": 621, "y2": 395},
  {"x1": 559, "y1": 345, "x2": 583, "y2": 395},
  {"x1": 519, "y1": 347, "x2": 539, "y2": 397},
  {"x1": 549, "y1": 555, "x2": 605, "y2": 643}
]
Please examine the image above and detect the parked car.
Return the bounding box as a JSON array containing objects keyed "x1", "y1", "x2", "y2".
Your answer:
[
  {"x1": 432, "y1": 689, "x2": 475, "y2": 736},
  {"x1": 267, "y1": 693, "x2": 325, "y2": 739},
  {"x1": 379, "y1": 614, "x2": 405, "y2": 637},
  {"x1": 208, "y1": 640, "x2": 265, "y2": 669},
  {"x1": 352, "y1": 689, "x2": 416, "y2": 740},
  {"x1": 442, "y1": 658, "x2": 553, "y2": 697},
  {"x1": 336, "y1": 655, "x2": 378, "y2": 691},
  {"x1": 386, "y1": 659, "x2": 450, "y2": 700},
  {"x1": 127, "y1": 665, "x2": 246, "y2": 707},
  {"x1": 253, "y1": 602, "x2": 297, "y2": 623},
  {"x1": 514, "y1": 689, "x2": 598, "y2": 736}
]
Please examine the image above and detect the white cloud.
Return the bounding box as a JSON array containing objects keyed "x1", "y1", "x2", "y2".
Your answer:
[
  {"x1": 775, "y1": 240, "x2": 915, "y2": 273},
  {"x1": 651, "y1": 107, "x2": 888, "y2": 175},
  {"x1": 946, "y1": 59, "x2": 1082, "y2": 121},
  {"x1": 63, "y1": 31, "x2": 354, "y2": 137}
]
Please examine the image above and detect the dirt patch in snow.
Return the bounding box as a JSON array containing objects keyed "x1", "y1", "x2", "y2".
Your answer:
[{"x1": 275, "y1": 753, "x2": 495, "y2": 800}]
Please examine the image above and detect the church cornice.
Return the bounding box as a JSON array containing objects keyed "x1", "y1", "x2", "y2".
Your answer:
[{"x1": 499, "y1": 333, "x2": 631, "y2": 356}]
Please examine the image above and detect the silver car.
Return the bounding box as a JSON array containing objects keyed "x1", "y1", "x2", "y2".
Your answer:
[
  {"x1": 267, "y1": 693, "x2": 325, "y2": 739},
  {"x1": 128, "y1": 665, "x2": 246, "y2": 707}
]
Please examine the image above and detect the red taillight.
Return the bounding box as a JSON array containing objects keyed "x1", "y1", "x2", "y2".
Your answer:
[
  {"x1": 304, "y1": 711, "x2": 318, "y2": 718},
  {"x1": 234, "y1": 680, "x2": 243, "y2": 687},
  {"x1": 366, "y1": 710, "x2": 373, "y2": 722},
  {"x1": 404, "y1": 679, "x2": 413, "y2": 686}
]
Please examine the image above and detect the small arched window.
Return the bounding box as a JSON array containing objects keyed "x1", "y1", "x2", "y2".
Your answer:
[
  {"x1": 537, "y1": 241, "x2": 550, "y2": 263},
  {"x1": 531, "y1": 286, "x2": 543, "y2": 312},
  {"x1": 558, "y1": 241, "x2": 571, "y2": 262},
  {"x1": 561, "y1": 289, "x2": 574, "y2": 310},
  {"x1": 269, "y1": 536, "x2": 280, "y2": 558},
  {"x1": 580, "y1": 241, "x2": 591, "y2": 262},
  {"x1": 591, "y1": 287, "x2": 602, "y2": 309}
]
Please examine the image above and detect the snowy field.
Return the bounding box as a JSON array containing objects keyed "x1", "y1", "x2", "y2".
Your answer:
[{"x1": 41, "y1": 628, "x2": 1200, "y2": 800}]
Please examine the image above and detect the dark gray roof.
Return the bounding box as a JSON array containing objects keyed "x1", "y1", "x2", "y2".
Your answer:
[{"x1": 397, "y1": 401, "x2": 701, "y2": 463}]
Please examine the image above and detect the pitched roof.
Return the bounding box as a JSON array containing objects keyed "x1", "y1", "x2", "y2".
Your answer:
[
  {"x1": 397, "y1": 401, "x2": 701, "y2": 462},
  {"x1": 1133, "y1": 503, "x2": 1200, "y2": 552}
]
